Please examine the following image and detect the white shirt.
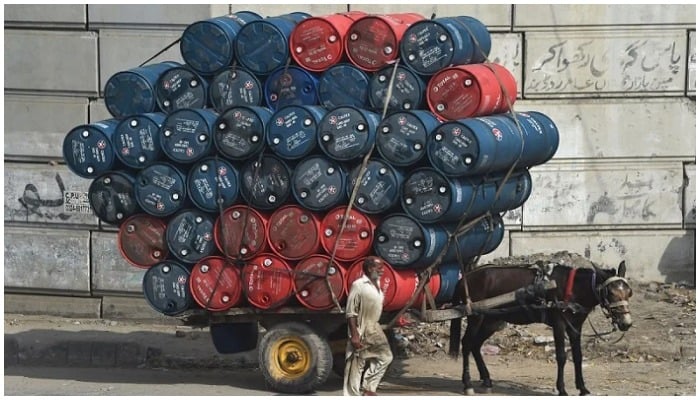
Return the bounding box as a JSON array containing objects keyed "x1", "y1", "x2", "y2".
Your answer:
[{"x1": 345, "y1": 274, "x2": 384, "y2": 339}]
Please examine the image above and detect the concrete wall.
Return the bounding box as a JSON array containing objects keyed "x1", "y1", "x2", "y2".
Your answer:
[{"x1": 4, "y1": 5, "x2": 696, "y2": 316}]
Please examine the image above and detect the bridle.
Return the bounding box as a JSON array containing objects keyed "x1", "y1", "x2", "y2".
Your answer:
[{"x1": 594, "y1": 274, "x2": 631, "y2": 322}]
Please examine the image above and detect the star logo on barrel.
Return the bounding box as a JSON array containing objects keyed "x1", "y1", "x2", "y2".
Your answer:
[
  {"x1": 163, "y1": 81, "x2": 171, "y2": 90},
  {"x1": 401, "y1": 253, "x2": 410, "y2": 262},
  {"x1": 329, "y1": 116, "x2": 338, "y2": 125},
  {"x1": 186, "y1": 147, "x2": 194, "y2": 157},
  {"x1": 451, "y1": 127, "x2": 461, "y2": 136},
  {"x1": 245, "y1": 80, "x2": 254, "y2": 90},
  {"x1": 203, "y1": 232, "x2": 212, "y2": 241},
  {"x1": 156, "y1": 202, "x2": 165, "y2": 211},
  {"x1": 280, "y1": 73, "x2": 293, "y2": 87},
  {"x1": 492, "y1": 128, "x2": 503, "y2": 141},
  {"x1": 397, "y1": 72, "x2": 406, "y2": 81},
  {"x1": 409, "y1": 34, "x2": 417, "y2": 43},
  {"x1": 328, "y1": 185, "x2": 337, "y2": 195},
  {"x1": 177, "y1": 275, "x2": 187, "y2": 285},
  {"x1": 234, "y1": 111, "x2": 242, "y2": 119},
  {"x1": 398, "y1": 116, "x2": 407, "y2": 126},
  {"x1": 218, "y1": 166, "x2": 227, "y2": 176},
  {"x1": 121, "y1": 147, "x2": 129, "y2": 156},
  {"x1": 97, "y1": 140, "x2": 107, "y2": 150},
  {"x1": 433, "y1": 203, "x2": 442, "y2": 213},
  {"x1": 276, "y1": 117, "x2": 285, "y2": 126}
]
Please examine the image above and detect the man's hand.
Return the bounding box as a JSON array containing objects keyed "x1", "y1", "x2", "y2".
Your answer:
[{"x1": 350, "y1": 333, "x2": 363, "y2": 350}]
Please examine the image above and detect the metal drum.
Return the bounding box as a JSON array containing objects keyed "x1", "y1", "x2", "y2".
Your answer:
[
  {"x1": 376, "y1": 110, "x2": 440, "y2": 167},
  {"x1": 117, "y1": 214, "x2": 169, "y2": 269},
  {"x1": 104, "y1": 61, "x2": 181, "y2": 119},
  {"x1": 489, "y1": 169, "x2": 532, "y2": 214},
  {"x1": 155, "y1": 65, "x2": 209, "y2": 113},
  {"x1": 214, "y1": 106, "x2": 272, "y2": 161},
  {"x1": 293, "y1": 254, "x2": 347, "y2": 310},
  {"x1": 291, "y1": 155, "x2": 347, "y2": 211},
  {"x1": 239, "y1": 155, "x2": 291, "y2": 210},
  {"x1": 134, "y1": 162, "x2": 188, "y2": 217},
  {"x1": 347, "y1": 159, "x2": 403, "y2": 215},
  {"x1": 186, "y1": 157, "x2": 239, "y2": 213},
  {"x1": 368, "y1": 65, "x2": 426, "y2": 112},
  {"x1": 242, "y1": 253, "x2": 294, "y2": 310},
  {"x1": 160, "y1": 108, "x2": 218, "y2": 164},
  {"x1": 165, "y1": 209, "x2": 217, "y2": 265},
  {"x1": 264, "y1": 66, "x2": 319, "y2": 111},
  {"x1": 62, "y1": 119, "x2": 121, "y2": 179},
  {"x1": 189, "y1": 256, "x2": 243, "y2": 312},
  {"x1": 373, "y1": 213, "x2": 449, "y2": 270},
  {"x1": 114, "y1": 113, "x2": 166, "y2": 169},
  {"x1": 214, "y1": 205, "x2": 268, "y2": 261},
  {"x1": 445, "y1": 213, "x2": 504, "y2": 259},
  {"x1": 346, "y1": 257, "x2": 416, "y2": 311},
  {"x1": 317, "y1": 63, "x2": 371, "y2": 109},
  {"x1": 88, "y1": 171, "x2": 140, "y2": 226},
  {"x1": 320, "y1": 206, "x2": 375, "y2": 262},
  {"x1": 436, "y1": 262, "x2": 461, "y2": 303},
  {"x1": 266, "y1": 105, "x2": 326, "y2": 160},
  {"x1": 142, "y1": 260, "x2": 193, "y2": 316},
  {"x1": 512, "y1": 111, "x2": 560, "y2": 168},
  {"x1": 267, "y1": 205, "x2": 322, "y2": 261},
  {"x1": 318, "y1": 106, "x2": 380, "y2": 161},
  {"x1": 209, "y1": 67, "x2": 263, "y2": 112}
]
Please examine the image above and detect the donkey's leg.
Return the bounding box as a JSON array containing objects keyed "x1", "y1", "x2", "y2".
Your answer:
[
  {"x1": 566, "y1": 319, "x2": 590, "y2": 395},
  {"x1": 470, "y1": 318, "x2": 503, "y2": 391},
  {"x1": 552, "y1": 315, "x2": 569, "y2": 396},
  {"x1": 461, "y1": 315, "x2": 483, "y2": 395}
]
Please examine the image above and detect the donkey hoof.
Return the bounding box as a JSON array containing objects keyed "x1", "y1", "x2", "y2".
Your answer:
[
  {"x1": 579, "y1": 389, "x2": 591, "y2": 396},
  {"x1": 481, "y1": 386, "x2": 493, "y2": 394},
  {"x1": 463, "y1": 388, "x2": 476, "y2": 396}
]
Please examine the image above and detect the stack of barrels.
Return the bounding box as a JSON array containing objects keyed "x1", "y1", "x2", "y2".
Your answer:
[{"x1": 62, "y1": 10, "x2": 559, "y2": 317}]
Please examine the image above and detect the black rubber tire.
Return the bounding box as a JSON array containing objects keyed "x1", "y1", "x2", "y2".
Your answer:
[{"x1": 258, "y1": 321, "x2": 333, "y2": 394}]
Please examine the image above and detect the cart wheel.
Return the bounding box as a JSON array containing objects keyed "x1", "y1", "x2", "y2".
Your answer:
[{"x1": 259, "y1": 321, "x2": 332, "y2": 394}]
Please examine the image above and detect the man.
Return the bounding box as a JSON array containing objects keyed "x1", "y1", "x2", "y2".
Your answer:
[{"x1": 343, "y1": 256, "x2": 393, "y2": 396}]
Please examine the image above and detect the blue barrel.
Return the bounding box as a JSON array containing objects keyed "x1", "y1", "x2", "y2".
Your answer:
[
  {"x1": 114, "y1": 113, "x2": 166, "y2": 169},
  {"x1": 455, "y1": 16, "x2": 491, "y2": 63},
  {"x1": 214, "y1": 106, "x2": 272, "y2": 160},
  {"x1": 165, "y1": 209, "x2": 217, "y2": 264},
  {"x1": 134, "y1": 162, "x2": 188, "y2": 217},
  {"x1": 62, "y1": 119, "x2": 121, "y2": 179},
  {"x1": 318, "y1": 106, "x2": 380, "y2": 161},
  {"x1": 489, "y1": 169, "x2": 532, "y2": 213},
  {"x1": 88, "y1": 171, "x2": 141, "y2": 226},
  {"x1": 376, "y1": 110, "x2": 440, "y2": 167},
  {"x1": 317, "y1": 63, "x2": 370, "y2": 109},
  {"x1": 427, "y1": 115, "x2": 523, "y2": 177},
  {"x1": 400, "y1": 16, "x2": 491, "y2": 76},
  {"x1": 143, "y1": 260, "x2": 193, "y2": 316},
  {"x1": 347, "y1": 159, "x2": 403, "y2": 215},
  {"x1": 291, "y1": 155, "x2": 347, "y2": 211},
  {"x1": 264, "y1": 66, "x2": 319, "y2": 111},
  {"x1": 373, "y1": 213, "x2": 449, "y2": 270},
  {"x1": 160, "y1": 108, "x2": 218, "y2": 164},
  {"x1": 187, "y1": 157, "x2": 240, "y2": 213},
  {"x1": 267, "y1": 105, "x2": 326, "y2": 160},
  {"x1": 512, "y1": 111, "x2": 559, "y2": 168},
  {"x1": 209, "y1": 67, "x2": 263, "y2": 112},
  {"x1": 239, "y1": 155, "x2": 291, "y2": 210},
  {"x1": 436, "y1": 263, "x2": 461, "y2": 303},
  {"x1": 104, "y1": 61, "x2": 181, "y2": 119},
  {"x1": 235, "y1": 13, "x2": 311, "y2": 76},
  {"x1": 180, "y1": 12, "x2": 262, "y2": 76},
  {"x1": 445, "y1": 213, "x2": 504, "y2": 259},
  {"x1": 155, "y1": 65, "x2": 209, "y2": 113},
  {"x1": 368, "y1": 65, "x2": 426, "y2": 112}
]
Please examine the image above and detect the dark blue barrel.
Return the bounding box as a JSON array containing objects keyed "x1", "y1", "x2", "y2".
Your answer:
[
  {"x1": 134, "y1": 162, "x2": 188, "y2": 217},
  {"x1": 143, "y1": 260, "x2": 193, "y2": 316},
  {"x1": 373, "y1": 213, "x2": 449, "y2": 270},
  {"x1": 291, "y1": 155, "x2": 347, "y2": 211},
  {"x1": 114, "y1": 113, "x2": 166, "y2": 169},
  {"x1": 264, "y1": 66, "x2": 319, "y2": 111},
  {"x1": 489, "y1": 169, "x2": 532, "y2": 213},
  {"x1": 436, "y1": 263, "x2": 461, "y2": 303},
  {"x1": 266, "y1": 105, "x2": 326, "y2": 160},
  {"x1": 347, "y1": 159, "x2": 404, "y2": 215},
  {"x1": 88, "y1": 171, "x2": 141, "y2": 226},
  {"x1": 235, "y1": 13, "x2": 311, "y2": 76},
  {"x1": 165, "y1": 209, "x2": 217, "y2": 264},
  {"x1": 368, "y1": 65, "x2": 426, "y2": 112},
  {"x1": 62, "y1": 119, "x2": 121, "y2": 179},
  {"x1": 160, "y1": 108, "x2": 218, "y2": 164},
  {"x1": 104, "y1": 61, "x2": 181, "y2": 119},
  {"x1": 400, "y1": 16, "x2": 491, "y2": 76},
  {"x1": 239, "y1": 154, "x2": 291, "y2": 210},
  {"x1": 155, "y1": 65, "x2": 209, "y2": 113},
  {"x1": 427, "y1": 116, "x2": 523, "y2": 177},
  {"x1": 317, "y1": 63, "x2": 370, "y2": 109},
  {"x1": 454, "y1": 16, "x2": 491, "y2": 63},
  {"x1": 209, "y1": 67, "x2": 263, "y2": 112},
  {"x1": 214, "y1": 106, "x2": 272, "y2": 161},
  {"x1": 318, "y1": 106, "x2": 380, "y2": 161},
  {"x1": 376, "y1": 110, "x2": 440, "y2": 167},
  {"x1": 401, "y1": 167, "x2": 492, "y2": 224},
  {"x1": 445, "y1": 213, "x2": 504, "y2": 259},
  {"x1": 512, "y1": 111, "x2": 559, "y2": 168},
  {"x1": 180, "y1": 12, "x2": 262, "y2": 76},
  {"x1": 186, "y1": 157, "x2": 240, "y2": 213}
]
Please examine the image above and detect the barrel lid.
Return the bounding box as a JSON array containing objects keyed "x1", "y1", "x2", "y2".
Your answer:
[
  {"x1": 428, "y1": 121, "x2": 480, "y2": 177},
  {"x1": 318, "y1": 106, "x2": 377, "y2": 161},
  {"x1": 264, "y1": 66, "x2": 319, "y2": 111},
  {"x1": 114, "y1": 114, "x2": 166, "y2": 169},
  {"x1": 142, "y1": 261, "x2": 193, "y2": 316},
  {"x1": 294, "y1": 255, "x2": 346, "y2": 310},
  {"x1": 239, "y1": 155, "x2": 291, "y2": 210},
  {"x1": 134, "y1": 163, "x2": 187, "y2": 217},
  {"x1": 189, "y1": 256, "x2": 242, "y2": 311},
  {"x1": 180, "y1": 20, "x2": 237, "y2": 75},
  {"x1": 63, "y1": 123, "x2": 117, "y2": 179},
  {"x1": 290, "y1": 17, "x2": 346, "y2": 72},
  {"x1": 160, "y1": 109, "x2": 214, "y2": 164},
  {"x1": 347, "y1": 159, "x2": 401, "y2": 214},
  {"x1": 104, "y1": 72, "x2": 156, "y2": 118},
  {"x1": 187, "y1": 157, "x2": 239, "y2": 213},
  {"x1": 267, "y1": 105, "x2": 323, "y2": 160},
  {"x1": 401, "y1": 168, "x2": 454, "y2": 223},
  {"x1": 156, "y1": 67, "x2": 208, "y2": 113},
  {"x1": 373, "y1": 214, "x2": 428, "y2": 268},
  {"x1": 267, "y1": 205, "x2": 320, "y2": 260},
  {"x1": 88, "y1": 171, "x2": 140, "y2": 225},
  {"x1": 292, "y1": 156, "x2": 346, "y2": 211},
  {"x1": 235, "y1": 20, "x2": 292, "y2": 75},
  {"x1": 318, "y1": 64, "x2": 370, "y2": 109},
  {"x1": 209, "y1": 68, "x2": 262, "y2": 112},
  {"x1": 345, "y1": 16, "x2": 400, "y2": 71},
  {"x1": 214, "y1": 206, "x2": 267, "y2": 260},
  {"x1": 166, "y1": 209, "x2": 216, "y2": 264},
  {"x1": 376, "y1": 111, "x2": 431, "y2": 167},
  {"x1": 118, "y1": 214, "x2": 168, "y2": 268},
  {"x1": 368, "y1": 65, "x2": 425, "y2": 111},
  {"x1": 242, "y1": 253, "x2": 294, "y2": 309},
  {"x1": 400, "y1": 20, "x2": 458, "y2": 75},
  {"x1": 436, "y1": 263, "x2": 461, "y2": 303},
  {"x1": 214, "y1": 106, "x2": 269, "y2": 160},
  {"x1": 427, "y1": 67, "x2": 483, "y2": 121},
  {"x1": 319, "y1": 206, "x2": 374, "y2": 262}
]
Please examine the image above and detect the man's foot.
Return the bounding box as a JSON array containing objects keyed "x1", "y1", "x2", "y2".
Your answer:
[{"x1": 362, "y1": 391, "x2": 378, "y2": 396}]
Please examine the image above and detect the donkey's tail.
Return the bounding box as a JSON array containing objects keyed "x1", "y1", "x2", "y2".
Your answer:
[{"x1": 448, "y1": 318, "x2": 462, "y2": 358}]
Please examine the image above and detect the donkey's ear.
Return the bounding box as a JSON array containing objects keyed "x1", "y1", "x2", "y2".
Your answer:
[{"x1": 617, "y1": 260, "x2": 626, "y2": 277}]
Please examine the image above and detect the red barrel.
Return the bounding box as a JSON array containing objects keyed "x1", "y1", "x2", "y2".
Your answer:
[
  {"x1": 242, "y1": 253, "x2": 294, "y2": 310},
  {"x1": 214, "y1": 205, "x2": 268, "y2": 260},
  {"x1": 427, "y1": 63, "x2": 518, "y2": 121},
  {"x1": 290, "y1": 11, "x2": 367, "y2": 72},
  {"x1": 320, "y1": 206, "x2": 376, "y2": 262},
  {"x1": 117, "y1": 214, "x2": 168, "y2": 268},
  {"x1": 293, "y1": 254, "x2": 347, "y2": 310},
  {"x1": 189, "y1": 256, "x2": 243, "y2": 312},
  {"x1": 344, "y1": 13, "x2": 425, "y2": 72},
  {"x1": 267, "y1": 205, "x2": 321, "y2": 260}
]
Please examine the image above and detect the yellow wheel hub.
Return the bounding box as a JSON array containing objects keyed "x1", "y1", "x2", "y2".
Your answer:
[{"x1": 271, "y1": 336, "x2": 311, "y2": 379}]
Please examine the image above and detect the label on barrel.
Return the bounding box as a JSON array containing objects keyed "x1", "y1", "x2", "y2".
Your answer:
[
  {"x1": 240, "y1": 157, "x2": 290, "y2": 209},
  {"x1": 294, "y1": 22, "x2": 335, "y2": 69},
  {"x1": 215, "y1": 109, "x2": 263, "y2": 159},
  {"x1": 167, "y1": 212, "x2": 215, "y2": 263},
  {"x1": 347, "y1": 18, "x2": 397, "y2": 70},
  {"x1": 211, "y1": 69, "x2": 262, "y2": 112},
  {"x1": 374, "y1": 215, "x2": 424, "y2": 266},
  {"x1": 158, "y1": 69, "x2": 206, "y2": 112},
  {"x1": 370, "y1": 68, "x2": 423, "y2": 110},
  {"x1": 349, "y1": 160, "x2": 400, "y2": 214},
  {"x1": 293, "y1": 157, "x2": 344, "y2": 210},
  {"x1": 269, "y1": 207, "x2": 319, "y2": 259},
  {"x1": 278, "y1": 110, "x2": 314, "y2": 153},
  {"x1": 320, "y1": 109, "x2": 372, "y2": 160}
]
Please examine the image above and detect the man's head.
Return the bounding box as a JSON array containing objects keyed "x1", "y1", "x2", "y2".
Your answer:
[{"x1": 363, "y1": 256, "x2": 384, "y2": 281}]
